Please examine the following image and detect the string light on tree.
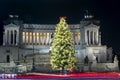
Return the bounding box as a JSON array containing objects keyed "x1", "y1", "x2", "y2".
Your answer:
[{"x1": 50, "y1": 17, "x2": 77, "y2": 72}]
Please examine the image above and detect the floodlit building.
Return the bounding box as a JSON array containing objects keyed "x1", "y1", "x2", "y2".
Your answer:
[{"x1": 0, "y1": 14, "x2": 118, "y2": 72}]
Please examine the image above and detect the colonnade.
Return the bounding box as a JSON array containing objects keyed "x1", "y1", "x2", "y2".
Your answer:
[
  {"x1": 22, "y1": 32, "x2": 81, "y2": 45},
  {"x1": 86, "y1": 30, "x2": 99, "y2": 45},
  {"x1": 3, "y1": 29, "x2": 19, "y2": 45},
  {"x1": 22, "y1": 32, "x2": 52, "y2": 45},
  {"x1": 3, "y1": 29, "x2": 99, "y2": 46}
]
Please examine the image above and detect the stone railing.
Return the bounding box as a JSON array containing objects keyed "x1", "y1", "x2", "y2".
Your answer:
[{"x1": 0, "y1": 63, "x2": 16, "y2": 73}]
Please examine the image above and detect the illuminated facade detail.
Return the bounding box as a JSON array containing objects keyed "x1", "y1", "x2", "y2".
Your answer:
[
  {"x1": 22, "y1": 32, "x2": 25, "y2": 43},
  {"x1": 21, "y1": 32, "x2": 56, "y2": 46},
  {"x1": 30, "y1": 32, "x2": 32, "y2": 44},
  {"x1": 40, "y1": 33, "x2": 42, "y2": 45},
  {"x1": 0, "y1": 14, "x2": 117, "y2": 72},
  {"x1": 26, "y1": 32, "x2": 28, "y2": 44}
]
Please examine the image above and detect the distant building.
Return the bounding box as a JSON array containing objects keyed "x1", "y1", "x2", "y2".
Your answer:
[{"x1": 0, "y1": 14, "x2": 118, "y2": 72}]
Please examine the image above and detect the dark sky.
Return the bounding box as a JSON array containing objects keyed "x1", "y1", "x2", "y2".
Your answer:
[{"x1": 0, "y1": 0, "x2": 120, "y2": 52}]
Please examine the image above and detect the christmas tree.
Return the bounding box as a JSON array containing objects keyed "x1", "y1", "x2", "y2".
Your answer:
[{"x1": 50, "y1": 17, "x2": 77, "y2": 72}]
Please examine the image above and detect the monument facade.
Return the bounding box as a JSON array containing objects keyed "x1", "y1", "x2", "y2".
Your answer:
[{"x1": 0, "y1": 14, "x2": 118, "y2": 72}]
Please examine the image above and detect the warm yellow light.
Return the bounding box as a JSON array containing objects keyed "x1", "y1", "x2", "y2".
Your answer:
[
  {"x1": 26, "y1": 32, "x2": 28, "y2": 36},
  {"x1": 37, "y1": 33, "x2": 39, "y2": 36},
  {"x1": 22, "y1": 32, "x2": 25, "y2": 36},
  {"x1": 33, "y1": 33, "x2": 35, "y2": 36}
]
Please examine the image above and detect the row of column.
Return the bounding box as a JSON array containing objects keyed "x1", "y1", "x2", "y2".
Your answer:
[
  {"x1": 22, "y1": 32, "x2": 81, "y2": 45},
  {"x1": 22, "y1": 32, "x2": 52, "y2": 45},
  {"x1": 86, "y1": 30, "x2": 99, "y2": 45},
  {"x1": 3, "y1": 29, "x2": 19, "y2": 45},
  {"x1": 3, "y1": 30, "x2": 93, "y2": 46}
]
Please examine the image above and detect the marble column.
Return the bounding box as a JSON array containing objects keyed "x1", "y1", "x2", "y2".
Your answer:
[
  {"x1": 93, "y1": 31, "x2": 94, "y2": 45},
  {"x1": 94, "y1": 32, "x2": 96, "y2": 44},
  {"x1": 35, "y1": 33, "x2": 37, "y2": 45},
  {"x1": 85, "y1": 30, "x2": 88, "y2": 45},
  {"x1": 32, "y1": 32, "x2": 34, "y2": 45},
  {"x1": 32, "y1": 32, "x2": 33, "y2": 45},
  {"x1": 36, "y1": 33, "x2": 38, "y2": 45},
  {"x1": 13, "y1": 30, "x2": 15, "y2": 45},
  {"x1": 33, "y1": 32, "x2": 35, "y2": 45},
  {"x1": 39, "y1": 33, "x2": 41, "y2": 45},
  {"x1": 39, "y1": 33, "x2": 40, "y2": 45},
  {"x1": 17, "y1": 30, "x2": 19, "y2": 45},
  {"x1": 24, "y1": 32, "x2": 26, "y2": 45},
  {"x1": 30, "y1": 32, "x2": 32, "y2": 45},
  {"x1": 46, "y1": 33, "x2": 48, "y2": 45},
  {"x1": 87, "y1": 31, "x2": 89, "y2": 45},
  {"x1": 49, "y1": 33, "x2": 51, "y2": 45},
  {"x1": 7, "y1": 30, "x2": 9, "y2": 44},
  {"x1": 5, "y1": 30, "x2": 7, "y2": 44},
  {"x1": 28, "y1": 32, "x2": 30, "y2": 45},
  {"x1": 9, "y1": 30, "x2": 11, "y2": 45},
  {"x1": 48, "y1": 33, "x2": 50, "y2": 45},
  {"x1": 42, "y1": 32, "x2": 44, "y2": 45},
  {"x1": 44, "y1": 33, "x2": 46, "y2": 45},
  {"x1": 34, "y1": 32, "x2": 36, "y2": 45},
  {"x1": 37, "y1": 33, "x2": 39, "y2": 45},
  {"x1": 96, "y1": 30, "x2": 99, "y2": 45},
  {"x1": 49, "y1": 33, "x2": 50, "y2": 45},
  {"x1": 29, "y1": 32, "x2": 31, "y2": 45},
  {"x1": 16, "y1": 30, "x2": 19, "y2": 45},
  {"x1": 46, "y1": 33, "x2": 47, "y2": 45},
  {"x1": 35, "y1": 32, "x2": 36, "y2": 45},
  {"x1": 22, "y1": 32, "x2": 23, "y2": 44},
  {"x1": 89, "y1": 31, "x2": 91, "y2": 45},
  {"x1": 99, "y1": 32, "x2": 101, "y2": 46}
]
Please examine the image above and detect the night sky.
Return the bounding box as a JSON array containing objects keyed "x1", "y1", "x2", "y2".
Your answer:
[{"x1": 0, "y1": 0, "x2": 120, "y2": 53}]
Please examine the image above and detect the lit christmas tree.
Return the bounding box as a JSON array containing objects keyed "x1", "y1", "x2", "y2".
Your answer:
[{"x1": 50, "y1": 17, "x2": 77, "y2": 72}]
